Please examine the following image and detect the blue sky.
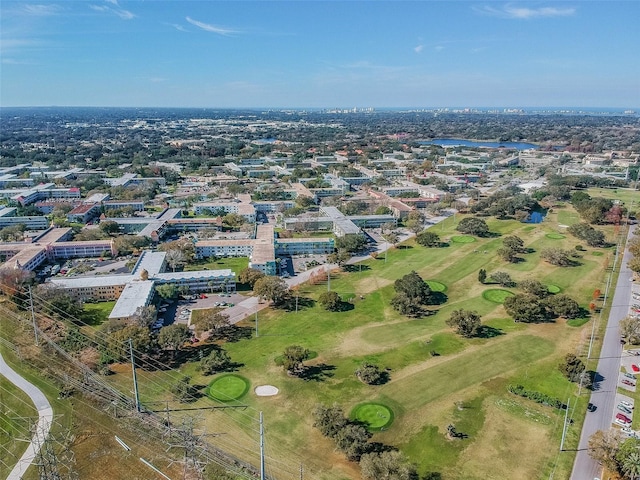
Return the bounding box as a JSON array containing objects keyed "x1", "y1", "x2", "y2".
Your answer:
[{"x1": 1, "y1": 1, "x2": 638, "y2": 108}]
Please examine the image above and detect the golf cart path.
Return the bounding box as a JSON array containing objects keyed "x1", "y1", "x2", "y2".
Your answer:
[{"x1": 0, "y1": 353, "x2": 54, "y2": 480}]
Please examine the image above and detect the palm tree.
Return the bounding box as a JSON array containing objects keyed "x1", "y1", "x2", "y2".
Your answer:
[{"x1": 623, "y1": 451, "x2": 640, "y2": 480}]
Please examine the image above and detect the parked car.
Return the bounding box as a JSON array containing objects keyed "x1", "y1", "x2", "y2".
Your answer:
[
  {"x1": 618, "y1": 404, "x2": 633, "y2": 415},
  {"x1": 587, "y1": 403, "x2": 597, "y2": 412},
  {"x1": 624, "y1": 373, "x2": 637, "y2": 379},
  {"x1": 617, "y1": 413, "x2": 632, "y2": 424},
  {"x1": 632, "y1": 364, "x2": 640, "y2": 372},
  {"x1": 622, "y1": 379, "x2": 636, "y2": 386},
  {"x1": 621, "y1": 400, "x2": 634, "y2": 409}
]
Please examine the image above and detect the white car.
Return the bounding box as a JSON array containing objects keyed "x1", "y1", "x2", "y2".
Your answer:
[
  {"x1": 621, "y1": 400, "x2": 634, "y2": 409},
  {"x1": 616, "y1": 418, "x2": 631, "y2": 427}
]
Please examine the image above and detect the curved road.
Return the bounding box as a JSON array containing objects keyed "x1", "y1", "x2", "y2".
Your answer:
[
  {"x1": 0, "y1": 353, "x2": 54, "y2": 480},
  {"x1": 571, "y1": 227, "x2": 636, "y2": 480}
]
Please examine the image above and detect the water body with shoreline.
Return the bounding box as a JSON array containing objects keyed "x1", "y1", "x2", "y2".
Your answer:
[{"x1": 419, "y1": 138, "x2": 538, "y2": 150}]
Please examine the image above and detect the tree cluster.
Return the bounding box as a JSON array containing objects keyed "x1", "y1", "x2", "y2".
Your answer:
[
  {"x1": 504, "y1": 293, "x2": 581, "y2": 323},
  {"x1": 469, "y1": 188, "x2": 539, "y2": 219},
  {"x1": 391, "y1": 271, "x2": 433, "y2": 317},
  {"x1": 253, "y1": 276, "x2": 290, "y2": 305},
  {"x1": 567, "y1": 222, "x2": 607, "y2": 247},
  {"x1": 571, "y1": 192, "x2": 615, "y2": 224},
  {"x1": 589, "y1": 430, "x2": 640, "y2": 479},
  {"x1": 455, "y1": 217, "x2": 490, "y2": 237},
  {"x1": 318, "y1": 291, "x2": 343, "y2": 311},
  {"x1": 312, "y1": 404, "x2": 372, "y2": 461},
  {"x1": 497, "y1": 235, "x2": 526, "y2": 263},
  {"x1": 355, "y1": 362, "x2": 388, "y2": 385},
  {"x1": 540, "y1": 248, "x2": 577, "y2": 267},
  {"x1": 416, "y1": 231, "x2": 442, "y2": 248}
]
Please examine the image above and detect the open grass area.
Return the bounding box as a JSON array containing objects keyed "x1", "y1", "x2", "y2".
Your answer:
[
  {"x1": 82, "y1": 301, "x2": 116, "y2": 326},
  {"x1": 586, "y1": 187, "x2": 639, "y2": 206},
  {"x1": 185, "y1": 256, "x2": 249, "y2": 275},
  {"x1": 545, "y1": 233, "x2": 566, "y2": 239},
  {"x1": 97, "y1": 210, "x2": 617, "y2": 480},
  {"x1": 0, "y1": 374, "x2": 36, "y2": 479},
  {"x1": 547, "y1": 284, "x2": 562, "y2": 294},
  {"x1": 451, "y1": 235, "x2": 476, "y2": 243}
]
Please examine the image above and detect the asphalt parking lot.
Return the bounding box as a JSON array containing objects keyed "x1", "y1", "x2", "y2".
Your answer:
[{"x1": 159, "y1": 292, "x2": 248, "y2": 326}]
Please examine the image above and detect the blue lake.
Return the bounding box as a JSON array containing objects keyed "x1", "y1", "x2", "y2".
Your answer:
[{"x1": 419, "y1": 138, "x2": 538, "y2": 150}]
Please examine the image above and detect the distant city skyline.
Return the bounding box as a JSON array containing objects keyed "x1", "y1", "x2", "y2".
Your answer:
[{"x1": 1, "y1": 1, "x2": 639, "y2": 108}]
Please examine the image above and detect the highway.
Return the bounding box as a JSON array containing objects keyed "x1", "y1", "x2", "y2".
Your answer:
[
  {"x1": 0, "y1": 352, "x2": 54, "y2": 480},
  {"x1": 571, "y1": 227, "x2": 636, "y2": 480}
]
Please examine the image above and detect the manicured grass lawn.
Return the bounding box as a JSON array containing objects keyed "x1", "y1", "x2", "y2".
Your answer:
[
  {"x1": 426, "y1": 281, "x2": 447, "y2": 292},
  {"x1": 451, "y1": 235, "x2": 476, "y2": 243},
  {"x1": 545, "y1": 233, "x2": 566, "y2": 239},
  {"x1": 547, "y1": 284, "x2": 562, "y2": 293},
  {"x1": 587, "y1": 187, "x2": 639, "y2": 206},
  {"x1": 98, "y1": 210, "x2": 614, "y2": 480},
  {"x1": 482, "y1": 289, "x2": 515, "y2": 303},
  {"x1": 207, "y1": 374, "x2": 250, "y2": 402},
  {"x1": 82, "y1": 301, "x2": 116, "y2": 326},
  {"x1": 185, "y1": 257, "x2": 249, "y2": 275},
  {"x1": 350, "y1": 403, "x2": 394, "y2": 431}
]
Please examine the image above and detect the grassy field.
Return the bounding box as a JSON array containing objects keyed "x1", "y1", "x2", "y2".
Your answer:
[
  {"x1": 586, "y1": 187, "x2": 639, "y2": 207},
  {"x1": 82, "y1": 301, "x2": 116, "y2": 326},
  {"x1": 81, "y1": 210, "x2": 620, "y2": 479},
  {"x1": 185, "y1": 256, "x2": 249, "y2": 274},
  {"x1": 0, "y1": 373, "x2": 36, "y2": 479}
]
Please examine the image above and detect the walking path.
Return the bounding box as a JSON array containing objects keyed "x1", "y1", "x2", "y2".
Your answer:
[{"x1": 0, "y1": 353, "x2": 54, "y2": 480}]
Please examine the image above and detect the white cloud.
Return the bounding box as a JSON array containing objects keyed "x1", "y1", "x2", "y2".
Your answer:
[
  {"x1": 475, "y1": 4, "x2": 576, "y2": 19},
  {"x1": 167, "y1": 23, "x2": 187, "y2": 32},
  {"x1": 22, "y1": 4, "x2": 61, "y2": 16},
  {"x1": 89, "y1": 1, "x2": 135, "y2": 20},
  {"x1": 414, "y1": 45, "x2": 424, "y2": 54},
  {"x1": 434, "y1": 45, "x2": 445, "y2": 52},
  {"x1": 185, "y1": 17, "x2": 238, "y2": 36}
]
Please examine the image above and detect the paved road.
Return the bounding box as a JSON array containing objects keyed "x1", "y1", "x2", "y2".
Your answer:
[
  {"x1": 571, "y1": 227, "x2": 636, "y2": 480},
  {"x1": 0, "y1": 353, "x2": 54, "y2": 480}
]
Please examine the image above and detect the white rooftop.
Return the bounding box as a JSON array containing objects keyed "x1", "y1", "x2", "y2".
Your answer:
[{"x1": 109, "y1": 280, "x2": 155, "y2": 319}]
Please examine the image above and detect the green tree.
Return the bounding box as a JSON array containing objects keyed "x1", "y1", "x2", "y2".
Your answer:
[
  {"x1": 253, "y1": 276, "x2": 290, "y2": 305},
  {"x1": 355, "y1": 363, "x2": 387, "y2": 385},
  {"x1": 157, "y1": 324, "x2": 191, "y2": 357},
  {"x1": 390, "y1": 292, "x2": 421, "y2": 316},
  {"x1": 446, "y1": 309, "x2": 482, "y2": 338},
  {"x1": 165, "y1": 248, "x2": 186, "y2": 272},
  {"x1": 619, "y1": 315, "x2": 640, "y2": 345},
  {"x1": 281, "y1": 345, "x2": 309, "y2": 375},
  {"x1": 108, "y1": 325, "x2": 154, "y2": 361},
  {"x1": 394, "y1": 271, "x2": 431, "y2": 304},
  {"x1": 490, "y1": 271, "x2": 516, "y2": 287},
  {"x1": 504, "y1": 294, "x2": 548, "y2": 323},
  {"x1": 360, "y1": 450, "x2": 418, "y2": 480},
  {"x1": 374, "y1": 205, "x2": 392, "y2": 215},
  {"x1": 503, "y1": 235, "x2": 525, "y2": 253},
  {"x1": 35, "y1": 285, "x2": 84, "y2": 321},
  {"x1": 334, "y1": 423, "x2": 372, "y2": 461},
  {"x1": 222, "y1": 213, "x2": 245, "y2": 229},
  {"x1": 313, "y1": 404, "x2": 348, "y2": 439},
  {"x1": 237, "y1": 267, "x2": 265, "y2": 287},
  {"x1": 416, "y1": 231, "x2": 441, "y2": 247},
  {"x1": 191, "y1": 310, "x2": 230, "y2": 337},
  {"x1": 318, "y1": 291, "x2": 342, "y2": 311},
  {"x1": 545, "y1": 294, "x2": 581, "y2": 319},
  {"x1": 540, "y1": 248, "x2": 574, "y2": 266},
  {"x1": 335, "y1": 234, "x2": 366, "y2": 253},
  {"x1": 588, "y1": 429, "x2": 623, "y2": 473},
  {"x1": 200, "y1": 349, "x2": 232, "y2": 375},
  {"x1": 327, "y1": 250, "x2": 351, "y2": 267},
  {"x1": 559, "y1": 353, "x2": 585, "y2": 382},
  {"x1": 456, "y1": 217, "x2": 489, "y2": 236},
  {"x1": 99, "y1": 220, "x2": 120, "y2": 235},
  {"x1": 156, "y1": 283, "x2": 178, "y2": 301},
  {"x1": 478, "y1": 268, "x2": 487, "y2": 284},
  {"x1": 131, "y1": 305, "x2": 157, "y2": 328},
  {"x1": 519, "y1": 279, "x2": 549, "y2": 298}
]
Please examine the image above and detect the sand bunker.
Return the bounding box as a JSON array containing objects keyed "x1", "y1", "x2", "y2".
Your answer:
[{"x1": 255, "y1": 385, "x2": 279, "y2": 397}]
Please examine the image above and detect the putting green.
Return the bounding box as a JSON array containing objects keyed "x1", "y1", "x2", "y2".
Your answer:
[
  {"x1": 426, "y1": 280, "x2": 447, "y2": 292},
  {"x1": 547, "y1": 284, "x2": 562, "y2": 294},
  {"x1": 451, "y1": 235, "x2": 476, "y2": 243},
  {"x1": 351, "y1": 403, "x2": 394, "y2": 431},
  {"x1": 207, "y1": 374, "x2": 250, "y2": 402},
  {"x1": 591, "y1": 251, "x2": 604, "y2": 256},
  {"x1": 482, "y1": 289, "x2": 515, "y2": 304},
  {"x1": 545, "y1": 233, "x2": 565, "y2": 239}
]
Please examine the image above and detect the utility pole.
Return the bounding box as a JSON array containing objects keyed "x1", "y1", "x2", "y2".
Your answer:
[
  {"x1": 327, "y1": 267, "x2": 331, "y2": 292},
  {"x1": 28, "y1": 285, "x2": 39, "y2": 346},
  {"x1": 260, "y1": 412, "x2": 265, "y2": 480},
  {"x1": 255, "y1": 310, "x2": 259, "y2": 338},
  {"x1": 129, "y1": 339, "x2": 141, "y2": 413},
  {"x1": 560, "y1": 397, "x2": 570, "y2": 451}
]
